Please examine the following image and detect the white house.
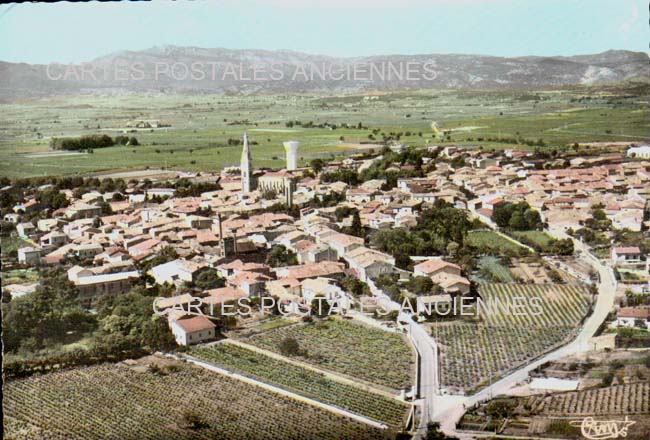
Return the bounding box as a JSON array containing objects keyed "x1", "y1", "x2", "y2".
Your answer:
[
  {"x1": 321, "y1": 232, "x2": 364, "y2": 259},
  {"x1": 611, "y1": 246, "x2": 643, "y2": 267},
  {"x1": 40, "y1": 231, "x2": 68, "y2": 248},
  {"x1": 344, "y1": 246, "x2": 395, "y2": 282},
  {"x1": 149, "y1": 259, "x2": 204, "y2": 286},
  {"x1": 626, "y1": 145, "x2": 650, "y2": 159},
  {"x1": 613, "y1": 307, "x2": 650, "y2": 330},
  {"x1": 3, "y1": 213, "x2": 20, "y2": 224},
  {"x1": 170, "y1": 315, "x2": 216, "y2": 346},
  {"x1": 74, "y1": 271, "x2": 140, "y2": 307},
  {"x1": 18, "y1": 246, "x2": 41, "y2": 265},
  {"x1": 16, "y1": 222, "x2": 36, "y2": 238},
  {"x1": 413, "y1": 258, "x2": 470, "y2": 295}
]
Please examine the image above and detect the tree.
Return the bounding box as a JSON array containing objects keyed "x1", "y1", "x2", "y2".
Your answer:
[
  {"x1": 311, "y1": 295, "x2": 329, "y2": 318},
  {"x1": 405, "y1": 276, "x2": 434, "y2": 296},
  {"x1": 446, "y1": 241, "x2": 459, "y2": 257},
  {"x1": 551, "y1": 238, "x2": 574, "y2": 256},
  {"x1": 425, "y1": 422, "x2": 459, "y2": 440},
  {"x1": 509, "y1": 211, "x2": 527, "y2": 230},
  {"x1": 182, "y1": 410, "x2": 209, "y2": 430},
  {"x1": 310, "y1": 158, "x2": 325, "y2": 174},
  {"x1": 334, "y1": 206, "x2": 357, "y2": 222},
  {"x1": 195, "y1": 269, "x2": 225, "y2": 290},
  {"x1": 266, "y1": 245, "x2": 298, "y2": 268},
  {"x1": 348, "y1": 211, "x2": 365, "y2": 238},
  {"x1": 279, "y1": 337, "x2": 302, "y2": 356},
  {"x1": 339, "y1": 276, "x2": 369, "y2": 297}
]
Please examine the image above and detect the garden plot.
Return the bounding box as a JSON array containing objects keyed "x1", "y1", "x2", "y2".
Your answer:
[{"x1": 509, "y1": 259, "x2": 553, "y2": 283}]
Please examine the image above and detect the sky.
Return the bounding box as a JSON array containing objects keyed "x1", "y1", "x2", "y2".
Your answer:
[{"x1": 0, "y1": 0, "x2": 646, "y2": 64}]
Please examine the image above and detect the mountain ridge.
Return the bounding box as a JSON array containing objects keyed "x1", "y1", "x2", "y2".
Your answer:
[{"x1": 0, "y1": 46, "x2": 647, "y2": 99}]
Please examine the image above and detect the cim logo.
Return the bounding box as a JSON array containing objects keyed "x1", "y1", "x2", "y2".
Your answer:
[{"x1": 570, "y1": 416, "x2": 636, "y2": 440}]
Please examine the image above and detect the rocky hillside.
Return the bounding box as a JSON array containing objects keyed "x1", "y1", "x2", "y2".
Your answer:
[{"x1": 1, "y1": 47, "x2": 647, "y2": 99}]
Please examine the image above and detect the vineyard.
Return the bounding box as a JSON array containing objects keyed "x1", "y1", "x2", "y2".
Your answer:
[
  {"x1": 247, "y1": 318, "x2": 414, "y2": 390},
  {"x1": 432, "y1": 283, "x2": 590, "y2": 391},
  {"x1": 191, "y1": 343, "x2": 409, "y2": 428},
  {"x1": 3, "y1": 358, "x2": 393, "y2": 440},
  {"x1": 526, "y1": 382, "x2": 650, "y2": 416},
  {"x1": 460, "y1": 382, "x2": 650, "y2": 438}
]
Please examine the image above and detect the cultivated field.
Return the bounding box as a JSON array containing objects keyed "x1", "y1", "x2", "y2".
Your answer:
[
  {"x1": 1, "y1": 85, "x2": 648, "y2": 178},
  {"x1": 474, "y1": 256, "x2": 514, "y2": 283},
  {"x1": 246, "y1": 318, "x2": 414, "y2": 390},
  {"x1": 191, "y1": 343, "x2": 409, "y2": 428},
  {"x1": 431, "y1": 283, "x2": 591, "y2": 391},
  {"x1": 510, "y1": 258, "x2": 554, "y2": 284},
  {"x1": 529, "y1": 382, "x2": 650, "y2": 416},
  {"x1": 3, "y1": 356, "x2": 392, "y2": 440},
  {"x1": 467, "y1": 230, "x2": 530, "y2": 255},
  {"x1": 510, "y1": 230, "x2": 556, "y2": 252},
  {"x1": 460, "y1": 382, "x2": 650, "y2": 439}
]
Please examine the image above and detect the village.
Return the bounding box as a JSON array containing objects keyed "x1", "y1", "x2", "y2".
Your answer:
[{"x1": 3, "y1": 135, "x2": 650, "y2": 439}]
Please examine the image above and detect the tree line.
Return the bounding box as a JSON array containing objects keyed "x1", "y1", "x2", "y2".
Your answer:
[{"x1": 50, "y1": 134, "x2": 139, "y2": 151}]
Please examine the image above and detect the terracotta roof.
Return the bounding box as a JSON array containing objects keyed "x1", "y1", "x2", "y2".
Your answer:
[
  {"x1": 414, "y1": 259, "x2": 461, "y2": 275},
  {"x1": 204, "y1": 287, "x2": 248, "y2": 304},
  {"x1": 618, "y1": 307, "x2": 650, "y2": 319},
  {"x1": 174, "y1": 315, "x2": 216, "y2": 333},
  {"x1": 613, "y1": 246, "x2": 641, "y2": 254},
  {"x1": 278, "y1": 262, "x2": 345, "y2": 280}
]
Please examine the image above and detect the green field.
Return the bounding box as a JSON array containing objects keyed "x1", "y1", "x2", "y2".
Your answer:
[
  {"x1": 510, "y1": 230, "x2": 556, "y2": 252},
  {"x1": 4, "y1": 357, "x2": 390, "y2": 440},
  {"x1": 474, "y1": 256, "x2": 514, "y2": 283},
  {"x1": 467, "y1": 230, "x2": 529, "y2": 255},
  {"x1": 247, "y1": 318, "x2": 414, "y2": 390},
  {"x1": 1, "y1": 85, "x2": 649, "y2": 178},
  {"x1": 191, "y1": 343, "x2": 409, "y2": 428}
]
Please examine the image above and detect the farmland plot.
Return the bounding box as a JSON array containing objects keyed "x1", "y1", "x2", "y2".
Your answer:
[
  {"x1": 3, "y1": 358, "x2": 392, "y2": 440},
  {"x1": 431, "y1": 283, "x2": 590, "y2": 391},
  {"x1": 246, "y1": 318, "x2": 414, "y2": 390},
  {"x1": 191, "y1": 343, "x2": 409, "y2": 428},
  {"x1": 527, "y1": 382, "x2": 650, "y2": 416},
  {"x1": 461, "y1": 382, "x2": 650, "y2": 439}
]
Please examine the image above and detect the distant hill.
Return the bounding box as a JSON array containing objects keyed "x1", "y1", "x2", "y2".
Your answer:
[{"x1": 0, "y1": 47, "x2": 647, "y2": 99}]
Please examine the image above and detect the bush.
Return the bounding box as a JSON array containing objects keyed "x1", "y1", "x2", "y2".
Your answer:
[{"x1": 279, "y1": 337, "x2": 303, "y2": 357}]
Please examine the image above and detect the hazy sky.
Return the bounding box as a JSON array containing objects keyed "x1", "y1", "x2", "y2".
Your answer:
[{"x1": 0, "y1": 0, "x2": 646, "y2": 63}]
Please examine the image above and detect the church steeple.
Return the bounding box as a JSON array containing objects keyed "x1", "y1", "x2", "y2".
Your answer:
[{"x1": 241, "y1": 131, "x2": 252, "y2": 193}]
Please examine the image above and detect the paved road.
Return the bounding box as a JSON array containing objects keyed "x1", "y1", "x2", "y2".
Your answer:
[{"x1": 400, "y1": 312, "x2": 439, "y2": 436}]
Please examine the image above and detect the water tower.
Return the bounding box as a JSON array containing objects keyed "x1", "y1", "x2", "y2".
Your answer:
[{"x1": 283, "y1": 140, "x2": 300, "y2": 171}]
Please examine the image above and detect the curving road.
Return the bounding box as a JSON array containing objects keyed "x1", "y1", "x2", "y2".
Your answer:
[{"x1": 432, "y1": 226, "x2": 618, "y2": 439}]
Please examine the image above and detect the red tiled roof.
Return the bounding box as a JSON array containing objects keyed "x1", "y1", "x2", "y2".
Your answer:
[
  {"x1": 174, "y1": 315, "x2": 216, "y2": 333},
  {"x1": 414, "y1": 259, "x2": 460, "y2": 275},
  {"x1": 613, "y1": 246, "x2": 641, "y2": 254},
  {"x1": 618, "y1": 307, "x2": 650, "y2": 319}
]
